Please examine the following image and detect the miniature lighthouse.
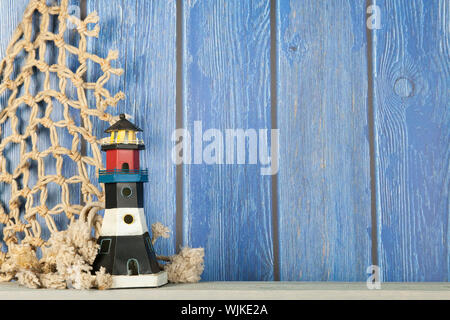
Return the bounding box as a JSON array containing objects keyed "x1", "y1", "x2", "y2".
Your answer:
[{"x1": 92, "y1": 114, "x2": 168, "y2": 288}]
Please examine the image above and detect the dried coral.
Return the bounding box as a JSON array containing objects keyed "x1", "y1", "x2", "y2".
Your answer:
[
  {"x1": 164, "y1": 247, "x2": 205, "y2": 283},
  {"x1": 39, "y1": 273, "x2": 66, "y2": 289},
  {"x1": 151, "y1": 223, "x2": 205, "y2": 283},
  {"x1": 0, "y1": 219, "x2": 204, "y2": 289},
  {"x1": 151, "y1": 222, "x2": 171, "y2": 244},
  {"x1": 0, "y1": 244, "x2": 40, "y2": 283},
  {"x1": 16, "y1": 270, "x2": 41, "y2": 289},
  {"x1": 0, "y1": 216, "x2": 112, "y2": 290},
  {"x1": 95, "y1": 267, "x2": 113, "y2": 290}
]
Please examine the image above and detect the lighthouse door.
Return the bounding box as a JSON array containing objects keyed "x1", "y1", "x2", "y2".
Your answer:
[{"x1": 127, "y1": 259, "x2": 139, "y2": 276}]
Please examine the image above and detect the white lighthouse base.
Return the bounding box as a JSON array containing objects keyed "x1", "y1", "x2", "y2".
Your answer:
[{"x1": 110, "y1": 271, "x2": 168, "y2": 289}]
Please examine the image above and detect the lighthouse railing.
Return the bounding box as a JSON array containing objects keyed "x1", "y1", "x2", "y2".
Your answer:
[{"x1": 100, "y1": 137, "x2": 145, "y2": 145}]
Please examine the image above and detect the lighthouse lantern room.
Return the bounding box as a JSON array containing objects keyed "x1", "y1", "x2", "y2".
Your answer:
[{"x1": 92, "y1": 114, "x2": 168, "y2": 288}]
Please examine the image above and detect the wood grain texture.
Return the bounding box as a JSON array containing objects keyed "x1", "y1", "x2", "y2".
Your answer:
[
  {"x1": 373, "y1": 0, "x2": 449, "y2": 281},
  {"x1": 87, "y1": 0, "x2": 177, "y2": 257},
  {"x1": 277, "y1": 0, "x2": 372, "y2": 280},
  {"x1": 182, "y1": 0, "x2": 275, "y2": 280}
]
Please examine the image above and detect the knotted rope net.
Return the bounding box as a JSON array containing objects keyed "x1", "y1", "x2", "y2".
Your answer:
[{"x1": 0, "y1": 0, "x2": 124, "y2": 259}]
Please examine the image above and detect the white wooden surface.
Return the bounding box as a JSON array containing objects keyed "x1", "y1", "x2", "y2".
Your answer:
[{"x1": 0, "y1": 282, "x2": 448, "y2": 300}]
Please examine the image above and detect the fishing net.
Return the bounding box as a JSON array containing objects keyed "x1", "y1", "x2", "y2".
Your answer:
[{"x1": 0, "y1": 0, "x2": 124, "y2": 259}]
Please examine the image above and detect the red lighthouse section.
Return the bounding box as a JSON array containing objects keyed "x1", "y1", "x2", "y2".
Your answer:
[{"x1": 106, "y1": 149, "x2": 140, "y2": 171}]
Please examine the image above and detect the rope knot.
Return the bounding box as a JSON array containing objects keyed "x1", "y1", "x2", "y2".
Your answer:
[
  {"x1": 5, "y1": 236, "x2": 18, "y2": 246},
  {"x1": 7, "y1": 109, "x2": 16, "y2": 119},
  {"x1": 23, "y1": 41, "x2": 34, "y2": 52},
  {"x1": 25, "y1": 237, "x2": 45, "y2": 247},
  {"x1": 1, "y1": 174, "x2": 14, "y2": 184},
  {"x1": 65, "y1": 119, "x2": 76, "y2": 129},
  {"x1": 5, "y1": 79, "x2": 16, "y2": 90},
  {"x1": 71, "y1": 75, "x2": 84, "y2": 88},
  {"x1": 55, "y1": 176, "x2": 65, "y2": 185},
  {"x1": 20, "y1": 186, "x2": 31, "y2": 196},
  {"x1": 12, "y1": 223, "x2": 27, "y2": 232},
  {"x1": 36, "y1": 60, "x2": 50, "y2": 72},
  {"x1": 40, "y1": 117, "x2": 53, "y2": 128},
  {"x1": 11, "y1": 135, "x2": 22, "y2": 144},
  {"x1": 77, "y1": 24, "x2": 87, "y2": 34},
  {"x1": 37, "y1": 205, "x2": 48, "y2": 216},
  {"x1": 23, "y1": 94, "x2": 34, "y2": 106},
  {"x1": 21, "y1": 67, "x2": 34, "y2": 79},
  {"x1": 0, "y1": 213, "x2": 10, "y2": 225},
  {"x1": 80, "y1": 184, "x2": 89, "y2": 195},
  {"x1": 71, "y1": 151, "x2": 82, "y2": 163},
  {"x1": 54, "y1": 36, "x2": 65, "y2": 48},
  {"x1": 86, "y1": 135, "x2": 98, "y2": 144},
  {"x1": 58, "y1": 92, "x2": 69, "y2": 105},
  {"x1": 36, "y1": 1, "x2": 49, "y2": 14},
  {"x1": 100, "y1": 61, "x2": 111, "y2": 73}
]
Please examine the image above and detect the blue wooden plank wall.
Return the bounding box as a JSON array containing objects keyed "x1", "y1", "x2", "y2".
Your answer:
[
  {"x1": 0, "y1": 0, "x2": 448, "y2": 282},
  {"x1": 182, "y1": 0, "x2": 274, "y2": 281},
  {"x1": 277, "y1": 0, "x2": 372, "y2": 281},
  {"x1": 374, "y1": 0, "x2": 449, "y2": 281}
]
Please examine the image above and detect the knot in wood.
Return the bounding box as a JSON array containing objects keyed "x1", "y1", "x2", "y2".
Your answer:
[{"x1": 394, "y1": 77, "x2": 414, "y2": 98}]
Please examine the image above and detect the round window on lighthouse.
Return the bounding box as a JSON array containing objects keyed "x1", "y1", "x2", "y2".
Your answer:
[
  {"x1": 123, "y1": 214, "x2": 134, "y2": 224},
  {"x1": 121, "y1": 186, "x2": 132, "y2": 198}
]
